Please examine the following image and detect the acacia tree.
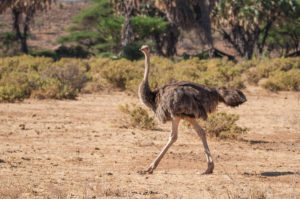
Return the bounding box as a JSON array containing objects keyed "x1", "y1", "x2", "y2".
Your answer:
[
  {"x1": 111, "y1": 0, "x2": 178, "y2": 57},
  {"x1": 0, "y1": 0, "x2": 55, "y2": 53},
  {"x1": 154, "y1": 0, "x2": 216, "y2": 57},
  {"x1": 113, "y1": 0, "x2": 216, "y2": 57},
  {"x1": 58, "y1": 0, "x2": 124, "y2": 54},
  {"x1": 212, "y1": 0, "x2": 299, "y2": 59}
]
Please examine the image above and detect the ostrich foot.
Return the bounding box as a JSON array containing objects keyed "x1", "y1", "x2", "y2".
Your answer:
[
  {"x1": 137, "y1": 164, "x2": 155, "y2": 175},
  {"x1": 197, "y1": 162, "x2": 214, "y2": 175}
]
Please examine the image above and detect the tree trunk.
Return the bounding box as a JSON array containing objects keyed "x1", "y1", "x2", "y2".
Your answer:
[
  {"x1": 120, "y1": 1, "x2": 134, "y2": 47},
  {"x1": 197, "y1": 0, "x2": 214, "y2": 57},
  {"x1": 121, "y1": 15, "x2": 134, "y2": 47},
  {"x1": 154, "y1": 23, "x2": 179, "y2": 57},
  {"x1": 156, "y1": 0, "x2": 215, "y2": 57},
  {"x1": 12, "y1": 8, "x2": 32, "y2": 54},
  {"x1": 164, "y1": 23, "x2": 180, "y2": 57}
]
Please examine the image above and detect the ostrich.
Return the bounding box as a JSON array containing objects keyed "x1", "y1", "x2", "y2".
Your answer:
[{"x1": 138, "y1": 45, "x2": 246, "y2": 174}]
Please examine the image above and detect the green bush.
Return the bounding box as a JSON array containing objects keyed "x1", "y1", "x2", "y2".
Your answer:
[
  {"x1": 131, "y1": 16, "x2": 169, "y2": 39},
  {"x1": 119, "y1": 103, "x2": 156, "y2": 130},
  {"x1": 121, "y1": 42, "x2": 144, "y2": 61},
  {"x1": 0, "y1": 31, "x2": 19, "y2": 56},
  {"x1": 55, "y1": 45, "x2": 90, "y2": 59}
]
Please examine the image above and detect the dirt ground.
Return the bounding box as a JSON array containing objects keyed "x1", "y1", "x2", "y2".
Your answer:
[{"x1": 0, "y1": 86, "x2": 299, "y2": 199}]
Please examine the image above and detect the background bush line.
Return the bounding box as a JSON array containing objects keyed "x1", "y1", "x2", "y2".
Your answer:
[{"x1": 0, "y1": 55, "x2": 299, "y2": 102}]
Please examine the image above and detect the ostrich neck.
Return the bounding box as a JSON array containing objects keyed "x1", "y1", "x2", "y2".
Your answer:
[
  {"x1": 138, "y1": 53, "x2": 155, "y2": 110},
  {"x1": 143, "y1": 53, "x2": 150, "y2": 81}
]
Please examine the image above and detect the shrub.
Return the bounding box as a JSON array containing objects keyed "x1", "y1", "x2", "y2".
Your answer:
[
  {"x1": 0, "y1": 72, "x2": 31, "y2": 102},
  {"x1": 245, "y1": 57, "x2": 300, "y2": 86},
  {"x1": 119, "y1": 103, "x2": 156, "y2": 130},
  {"x1": 0, "y1": 56, "x2": 90, "y2": 101},
  {"x1": 0, "y1": 31, "x2": 19, "y2": 56},
  {"x1": 55, "y1": 45, "x2": 90, "y2": 59},
  {"x1": 262, "y1": 69, "x2": 300, "y2": 91},
  {"x1": 99, "y1": 58, "x2": 142, "y2": 91},
  {"x1": 121, "y1": 42, "x2": 144, "y2": 61},
  {"x1": 33, "y1": 59, "x2": 90, "y2": 99},
  {"x1": 94, "y1": 56, "x2": 246, "y2": 94},
  {"x1": 199, "y1": 112, "x2": 247, "y2": 139},
  {"x1": 173, "y1": 58, "x2": 245, "y2": 89}
]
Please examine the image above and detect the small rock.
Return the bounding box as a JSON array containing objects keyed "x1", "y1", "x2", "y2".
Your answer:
[
  {"x1": 106, "y1": 172, "x2": 113, "y2": 176},
  {"x1": 19, "y1": 124, "x2": 25, "y2": 130},
  {"x1": 21, "y1": 157, "x2": 31, "y2": 161}
]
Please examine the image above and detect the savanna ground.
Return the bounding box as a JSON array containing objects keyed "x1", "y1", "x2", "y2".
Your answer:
[{"x1": 0, "y1": 85, "x2": 299, "y2": 199}]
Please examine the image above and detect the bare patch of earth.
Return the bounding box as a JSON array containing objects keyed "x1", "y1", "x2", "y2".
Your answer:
[{"x1": 0, "y1": 87, "x2": 299, "y2": 198}]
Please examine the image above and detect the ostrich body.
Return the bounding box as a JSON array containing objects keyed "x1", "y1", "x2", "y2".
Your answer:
[{"x1": 138, "y1": 45, "x2": 246, "y2": 174}]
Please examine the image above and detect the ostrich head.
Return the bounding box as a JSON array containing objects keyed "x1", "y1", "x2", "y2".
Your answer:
[{"x1": 140, "y1": 45, "x2": 149, "y2": 54}]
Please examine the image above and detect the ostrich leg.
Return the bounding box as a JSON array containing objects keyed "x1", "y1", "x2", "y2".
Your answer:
[
  {"x1": 187, "y1": 118, "x2": 214, "y2": 174},
  {"x1": 142, "y1": 117, "x2": 180, "y2": 174}
]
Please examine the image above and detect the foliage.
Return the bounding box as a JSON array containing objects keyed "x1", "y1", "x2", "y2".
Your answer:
[
  {"x1": 1, "y1": 55, "x2": 299, "y2": 102},
  {"x1": 267, "y1": 8, "x2": 300, "y2": 55},
  {"x1": 0, "y1": 0, "x2": 55, "y2": 54},
  {"x1": 262, "y1": 69, "x2": 300, "y2": 91},
  {"x1": 98, "y1": 58, "x2": 142, "y2": 90},
  {"x1": 92, "y1": 56, "x2": 245, "y2": 94},
  {"x1": 212, "y1": 0, "x2": 300, "y2": 59},
  {"x1": 245, "y1": 57, "x2": 300, "y2": 88},
  {"x1": 0, "y1": 56, "x2": 89, "y2": 102},
  {"x1": 57, "y1": 0, "x2": 123, "y2": 54},
  {"x1": 0, "y1": 31, "x2": 19, "y2": 56},
  {"x1": 172, "y1": 58, "x2": 245, "y2": 89},
  {"x1": 30, "y1": 45, "x2": 91, "y2": 60},
  {"x1": 54, "y1": 45, "x2": 91, "y2": 59},
  {"x1": 200, "y1": 112, "x2": 248, "y2": 139},
  {"x1": 120, "y1": 41, "x2": 144, "y2": 60},
  {"x1": 131, "y1": 16, "x2": 169, "y2": 39},
  {"x1": 58, "y1": 0, "x2": 170, "y2": 58},
  {"x1": 119, "y1": 103, "x2": 156, "y2": 130},
  {"x1": 0, "y1": 0, "x2": 55, "y2": 14}
]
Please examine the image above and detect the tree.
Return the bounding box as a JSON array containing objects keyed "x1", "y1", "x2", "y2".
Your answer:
[
  {"x1": 60, "y1": 0, "x2": 169, "y2": 59},
  {"x1": 212, "y1": 0, "x2": 299, "y2": 59},
  {"x1": 0, "y1": 0, "x2": 55, "y2": 53},
  {"x1": 58, "y1": 0, "x2": 123, "y2": 54},
  {"x1": 267, "y1": 0, "x2": 300, "y2": 56},
  {"x1": 111, "y1": 0, "x2": 177, "y2": 57},
  {"x1": 154, "y1": 0, "x2": 216, "y2": 57},
  {"x1": 112, "y1": 0, "x2": 216, "y2": 57}
]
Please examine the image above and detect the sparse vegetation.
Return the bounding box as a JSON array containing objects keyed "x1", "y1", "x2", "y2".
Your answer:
[
  {"x1": 0, "y1": 55, "x2": 299, "y2": 102},
  {"x1": 245, "y1": 57, "x2": 300, "y2": 91},
  {"x1": 262, "y1": 69, "x2": 300, "y2": 91},
  {"x1": 0, "y1": 55, "x2": 89, "y2": 102},
  {"x1": 183, "y1": 112, "x2": 248, "y2": 140},
  {"x1": 119, "y1": 103, "x2": 156, "y2": 130},
  {"x1": 200, "y1": 112, "x2": 248, "y2": 139}
]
